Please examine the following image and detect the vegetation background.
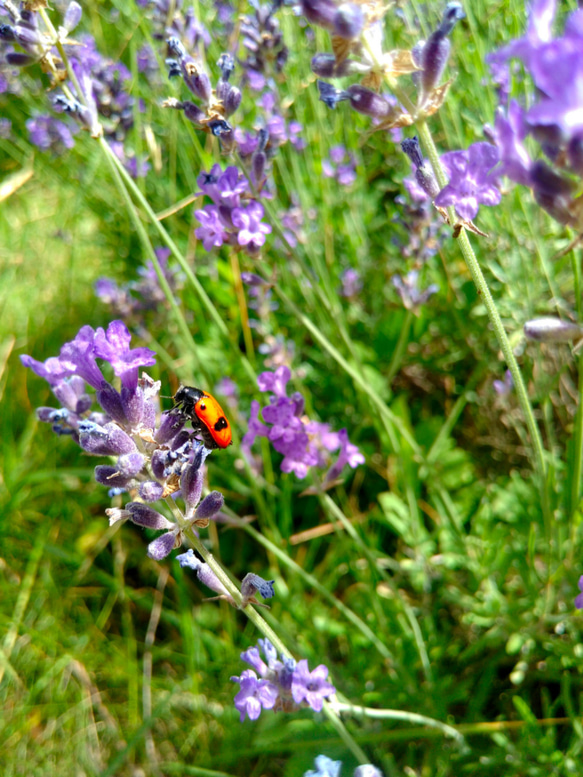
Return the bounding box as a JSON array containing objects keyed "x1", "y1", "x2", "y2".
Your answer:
[{"x1": 1, "y1": 0, "x2": 583, "y2": 775}]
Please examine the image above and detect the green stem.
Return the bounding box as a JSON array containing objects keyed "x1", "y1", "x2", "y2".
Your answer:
[
  {"x1": 386, "y1": 309, "x2": 413, "y2": 386},
  {"x1": 331, "y1": 702, "x2": 465, "y2": 746}
]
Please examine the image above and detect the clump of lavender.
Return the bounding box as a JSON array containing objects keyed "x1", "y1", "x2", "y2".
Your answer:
[
  {"x1": 193, "y1": 164, "x2": 272, "y2": 255},
  {"x1": 243, "y1": 365, "x2": 364, "y2": 481},
  {"x1": 239, "y1": 0, "x2": 288, "y2": 87},
  {"x1": 309, "y1": 1, "x2": 464, "y2": 128},
  {"x1": 231, "y1": 639, "x2": 335, "y2": 721},
  {"x1": 163, "y1": 42, "x2": 241, "y2": 153},
  {"x1": 1, "y1": 3, "x2": 148, "y2": 175},
  {"x1": 486, "y1": 0, "x2": 583, "y2": 226},
  {"x1": 21, "y1": 321, "x2": 224, "y2": 561},
  {"x1": 95, "y1": 248, "x2": 184, "y2": 320},
  {"x1": 26, "y1": 113, "x2": 77, "y2": 153}
]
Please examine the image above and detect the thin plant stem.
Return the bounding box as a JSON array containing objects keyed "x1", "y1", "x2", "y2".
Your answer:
[
  {"x1": 386, "y1": 309, "x2": 413, "y2": 386},
  {"x1": 330, "y1": 701, "x2": 465, "y2": 746}
]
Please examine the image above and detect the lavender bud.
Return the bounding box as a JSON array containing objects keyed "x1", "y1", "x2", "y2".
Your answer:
[
  {"x1": 6, "y1": 52, "x2": 34, "y2": 66},
  {"x1": 251, "y1": 150, "x2": 266, "y2": 184},
  {"x1": 194, "y1": 491, "x2": 224, "y2": 520},
  {"x1": 241, "y1": 573, "x2": 275, "y2": 603},
  {"x1": 176, "y1": 550, "x2": 235, "y2": 603},
  {"x1": 401, "y1": 136, "x2": 424, "y2": 168},
  {"x1": 151, "y1": 449, "x2": 166, "y2": 479},
  {"x1": 166, "y1": 37, "x2": 186, "y2": 58},
  {"x1": 300, "y1": 0, "x2": 337, "y2": 28},
  {"x1": 94, "y1": 465, "x2": 130, "y2": 488},
  {"x1": 155, "y1": 412, "x2": 185, "y2": 444},
  {"x1": 439, "y1": 2, "x2": 465, "y2": 35},
  {"x1": 96, "y1": 383, "x2": 126, "y2": 424},
  {"x1": 37, "y1": 407, "x2": 64, "y2": 423},
  {"x1": 290, "y1": 391, "x2": 304, "y2": 417},
  {"x1": 311, "y1": 53, "x2": 336, "y2": 78},
  {"x1": 0, "y1": 25, "x2": 16, "y2": 42},
  {"x1": 79, "y1": 421, "x2": 136, "y2": 456},
  {"x1": 241, "y1": 272, "x2": 268, "y2": 286},
  {"x1": 63, "y1": 1, "x2": 82, "y2": 32},
  {"x1": 224, "y1": 85, "x2": 242, "y2": 116},
  {"x1": 139, "y1": 481, "x2": 164, "y2": 502},
  {"x1": 177, "y1": 101, "x2": 203, "y2": 125},
  {"x1": 147, "y1": 531, "x2": 177, "y2": 561},
  {"x1": 121, "y1": 385, "x2": 144, "y2": 426},
  {"x1": 346, "y1": 85, "x2": 392, "y2": 118},
  {"x1": 116, "y1": 452, "x2": 146, "y2": 478},
  {"x1": 415, "y1": 166, "x2": 440, "y2": 199},
  {"x1": 181, "y1": 463, "x2": 204, "y2": 509},
  {"x1": 184, "y1": 63, "x2": 212, "y2": 103},
  {"x1": 126, "y1": 503, "x2": 174, "y2": 529},
  {"x1": 419, "y1": 3, "x2": 464, "y2": 100},
  {"x1": 333, "y1": 3, "x2": 364, "y2": 39},
  {"x1": 141, "y1": 399, "x2": 157, "y2": 432},
  {"x1": 317, "y1": 80, "x2": 350, "y2": 109},
  {"x1": 14, "y1": 24, "x2": 43, "y2": 47},
  {"x1": 524, "y1": 318, "x2": 583, "y2": 342},
  {"x1": 217, "y1": 52, "x2": 235, "y2": 81}
]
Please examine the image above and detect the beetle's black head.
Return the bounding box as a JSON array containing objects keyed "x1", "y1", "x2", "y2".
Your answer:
[{"x1": 171, "y1": 385, "x2": 204, "y2": 415}]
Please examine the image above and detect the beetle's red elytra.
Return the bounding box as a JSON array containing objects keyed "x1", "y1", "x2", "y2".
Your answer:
[{"x1": 170, "y1": 385, "x2": 232, "y2": 450}]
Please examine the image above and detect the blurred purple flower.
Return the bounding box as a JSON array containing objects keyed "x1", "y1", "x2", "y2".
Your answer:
[
  {"x1": 339, "y1": 268, "x2": 362, "y2": 297},
  {"x1": 575, "y1": 576, "x2": 583, "y2": 609},
  {"x1": 434, "y1": 142, "x2": 501, "y2": 220},
  {"x1": 26, "y1": 115, "x2": 76, "y2": 152},
  {"x1": 291, "y1": 660, "x2": 335, "y2": 712},
  {"x1": 322, "y1": 144, "x2": 357, "y2": 186},
  {"x1": 392, "y1": 271, "x2": 438, "y2": 310}
]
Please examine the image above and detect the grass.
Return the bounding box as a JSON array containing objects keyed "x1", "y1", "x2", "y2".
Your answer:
[{"x1": 1, "y1": 0, "x2": 583, "y2": 775}]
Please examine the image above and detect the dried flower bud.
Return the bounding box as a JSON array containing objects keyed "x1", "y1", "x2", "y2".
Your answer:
[
  {"x1": 224, "y1": 85, "x2": 242, "y2": 116},
  {"x1": 524, "y1": 318, "x2": 583, "y2": 342},
  {"x1": 317, "y1": 80, "x2": 349, "y2": 109}
]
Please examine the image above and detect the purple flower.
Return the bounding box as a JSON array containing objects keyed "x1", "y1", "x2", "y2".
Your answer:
[
  {"x1": 493, "y1": 370, "x2": 514, "y2": 397},
  {"x1": 492, "y1": 101, "x2": 532, "y2": 187},
  {"x1": 339, "y1": 268, "x2": 362, "y2": 297},
  {"x1": 325, "y1": 428, "x2": 365, "y2": 483},
  {"x1": 291, "y1": 660, "x2": 335, "y2": 712},
  {"x1": 231, "y1": 670, "x2": 279, "y2": 721},
  {"x1": 232, "y1": 201, "x2": 272, "y2": 250},
  {"x1": 93, "y1": 320, "x2": 156, "y2": 390},
  {"x1": 304, "y1": 755, "x2": 343, "y2": 777},
  {"x1": 434, "y1": 142, "x2": 501, "y2": 220},
  {"x1": 194, "y1": 205, "x2": 228, "y2": 250},
  {"x1": 575, "y1": 576, "x2": 583, "y2": 610},
  {"x1": 26, "y1": 115, "x2": 76, "y2": 152},
  {"x1": 392, "y1": 271, "x2": 438, "y2": 310},
  {"x1": 59, "y1": 325, "x2": 106, "y2": 390}
]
